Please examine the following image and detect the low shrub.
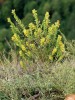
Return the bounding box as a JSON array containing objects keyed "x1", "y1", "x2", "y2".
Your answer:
[
  {"x1": 49, "y1": 60, "x2": 75, "y2": 96},
  {"x1": 7, "y1": 9, "x2": 66, "y2": 68}
]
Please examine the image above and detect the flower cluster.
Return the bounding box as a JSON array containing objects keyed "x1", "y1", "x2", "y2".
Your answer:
[
  {"x1": 8, "y1": 9, "x2": 66, "y2": 65},
  {"x1": 23, "y1": 29, "x2": 29, "y2": 37},
  {"x1": 52, "y1": 48, "x2": 57, "y2": 56},
  {"x1": 21, "y1": 45, "x2": 26, "y2": 51},
  {"x1": 29, "y1": 23, "x2": 36, "y2": 30},
  {"x1": 40, "y1": 37, "x2": 45, "y2": 46},
  {"x1": 57, "y1": 35, "x2": 65, "y2": 53},
  {"x1": 12, "y1": 34, "x2": 18, "y2": 41}
]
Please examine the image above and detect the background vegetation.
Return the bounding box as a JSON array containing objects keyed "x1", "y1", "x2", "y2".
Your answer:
[{"x1": 0, "y1": 0, "x2": 75, "y2": 53}]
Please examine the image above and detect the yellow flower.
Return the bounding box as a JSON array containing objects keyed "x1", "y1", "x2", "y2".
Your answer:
[
  {"x1": 26, "y1": 42, "x2": 29, "y2": 46},
  {"x1": 59, "y1": 42, "x2": 65, "y2": 52},
  {"x1": 29, "y1": 23, "x2": 36, "y2": 30},
  {"x1": 61, "y1": 46, "x2": 65, "y2": 52},
  {"x1": 52, "y1": 48, "x2": 57, "y2": 55},
  {"x1": 49, "y1": 55, "x2": 53, "y2": 61},
  {"x1": 20, "y1": 61, "x2": 23, "y2": 67},
  {"x1": 48, "y1": 20, "x2": 60, "y2": 35},
  {"x1": 46, "y1": 35, "x2": 50, "y2": 44},
  {"x1": 11, "y1": 9, "x2": 15, "y2": 14},
  {"x1": 7, "y1": 18, "x2": 11, "y2": 22},
  {"x1": 45, "y1": 12, "x2": 49, "y2": 26},
  {"x1": 21, "y1": 45, "x2": 26, "y2": 51},
  {"x1": 37, "y1": 28, "x2": 42, "y2": 33},
  {"x1": 32, "y1": 9, "x2": 37, "y2": 14},
  {"x1": 48, "y1": 26, "x2": 54, "y2": 34},
  {"x1": 55, "y1": 20, "x2": 60, "y2": 28},
  {"x1": 34, "y1": 28, "x2": 42, "y2": 37},
  {"x1": 11, "y1": 34, "x2": 18, "y2": 41},
  {"x1": 34, "y1": 31, "x2": 37, "y2": 36},
  {"x1": 19, "y1": 50, "x2": 22, "y2": 56},
  {"x1": 59, "y1": 41, "x2": 63, "y2": 46},
  {"x1": 11, "y1": 36, "x2": 15, "y2": 41},
  {"x1": 58, "y1": 41, "x2": 65, "y2": 51},
  {"x1": 45, "y1": 12, "x2": 49, "y2": 19},
  {"x1": 27, "y1": 51, "x2": 31, "y2": 57},
  {"x1": 23, "y1": 29, "x2": 29, "y2": 36},
  {"x1": 40, "y1": 37, "x2": 45, "y2": 45},
  {"x1": 57, "y1": 35, "x2": 62, "y2": 41},
  {"x1": 30, "y1": 44, "x2": 35, "y2": 49}
]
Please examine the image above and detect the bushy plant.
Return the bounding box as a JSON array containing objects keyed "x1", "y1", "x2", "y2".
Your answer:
[
  {"x1": 7, "y1": 9, "x2": 65, "y2": 67},
  {"x1": 49, "y1": 60, "x2": 75, "y2": 96}
]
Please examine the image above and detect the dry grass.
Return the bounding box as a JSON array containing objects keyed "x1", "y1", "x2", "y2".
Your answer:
[{"x1": 0, "y1": 50, "x2": 75, "y2": 100}]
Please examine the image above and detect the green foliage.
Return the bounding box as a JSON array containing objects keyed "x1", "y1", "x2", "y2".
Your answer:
[
  {"x1": 0, "y1": 42, "x2": 4, "y2": 51},
  {"x1": 51, "y1": 12, "x2": 61, "y2": 23},
  {"x1": 0, "y1": 28, "x2": 12, "y2": 53},
  {"x1": 42, "y1": 1, "x2": 51, "y2": 13},
  {"x1": 22, "y1": 13, "x2": 34, "y2": 27},
  {"x1": 1, "y1": 0, "x2": 12, "y2": 21},
  {"x1": 13, "y1": 0, "x2": 23, "y2": 10},
  {"x1": 24, "y1": 1, "x2": 37, "y2": 16},
  {"x1": 13, "y1": 0, "x2": 25, "y2": 18},
  {"x1": 0, "y1": 28, "x2": 10, "y2": 41}
]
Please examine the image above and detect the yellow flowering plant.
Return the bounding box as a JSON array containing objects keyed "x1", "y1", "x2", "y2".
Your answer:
[{"x1": 7, "y1": 9, "x2": 65, "y2": 65}]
